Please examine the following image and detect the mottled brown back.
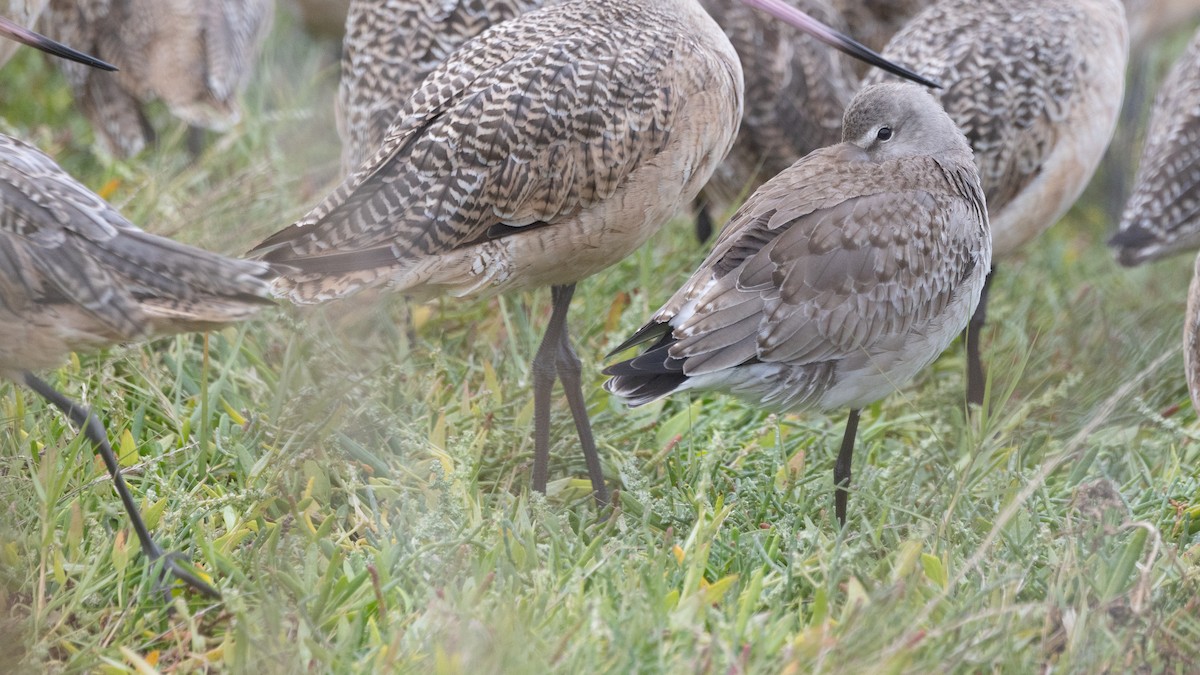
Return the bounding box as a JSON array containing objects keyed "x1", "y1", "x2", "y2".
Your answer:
[
  {"x1": 337, "y1": 0, "x2": 547, "y2": 174},
  {"x1": 257, "y1": 0, "x2": 741, "y2": 302}
]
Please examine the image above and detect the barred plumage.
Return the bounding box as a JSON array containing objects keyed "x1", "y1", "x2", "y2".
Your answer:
[
  {"x1": 38, "y1": 0, "x2": 275, "y2": 156},
  {"x1": 255, "y1": 0, "x2": 934, "y2": 504},
  {"x1": 1110, "y1": 27, "x2": 1200, "y2": 266},
  {"x1": 606, "y1": 83, "x2": 990, "y2": 524},
  {"x1": 0, "y1": 21, "x2": 272, "y2": 600},
  {"x1": 0, "y1": 133, "x2": 274, "y2": 380},
  {"x1": 337, "y1": 0, "x2": 547, "y2": 174},
  {"x1": 696, "y1": 0, "x2": 859, "y2": 221},
  {"x1": 864, "y1": 0, "x2": 1128, "y2": 403}
]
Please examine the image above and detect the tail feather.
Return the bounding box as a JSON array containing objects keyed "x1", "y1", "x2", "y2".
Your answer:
[{"x1": 604, "y1": 322, "x2": 690, "y2": 406}]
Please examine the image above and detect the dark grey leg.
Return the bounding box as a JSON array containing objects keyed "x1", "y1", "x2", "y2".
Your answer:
[
  {"x1": 834, "y1": 409, "x2": 861, "y2": 527},
  {"x1": 554, "y1": 313, "x2": 609, "y2": 507},
  {"x1": 966, "y1": 267, "x2": 995, "y2": 406},
  {"x1": 23, "y1": 373, "x2": 220, "y2": 600},
  {"x1": 531, "y1": 284, "x2": 574, "y2": 495}
]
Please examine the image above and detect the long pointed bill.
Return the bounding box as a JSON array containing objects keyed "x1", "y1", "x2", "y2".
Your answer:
[
  {"x1": 0, "y1": 16, "x2": 117, "y2": 71},
  {"x1": 737, "y1": 0, "x2": 940, "y2": 89}
]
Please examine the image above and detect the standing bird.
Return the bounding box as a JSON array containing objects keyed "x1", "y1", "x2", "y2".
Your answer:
[
  {"x1": 0, "y1": 18, "x2": 274, "y2": 598},
  {"x1": 864, "y1": 0, "x2": 1129, "y2": 405},
  {"x1": 38, "y1": 0, "x2": 275, "y2": 157},
  {"x1": 693, "y1": 0, "x2": 859, "y2": 241},
  {"x1": 604, "y1": 82, "x2": 990, "y2": 525},
  {"x1": 1109, "y1": 27, "x2": 1200, "y2": 265},
  {"x1": 337, "y1": 0, "x2": 547, "y2": 175},
  {"x1": 253, "y1": 0, "x2": 936, "y2": 507},
  {"x1": 1, "y1": 131, "x2": 274, "y2": 599}
]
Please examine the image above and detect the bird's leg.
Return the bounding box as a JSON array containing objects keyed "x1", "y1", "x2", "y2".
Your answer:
[
  {"x1": 23, "y1": 373, "x2": 220, "y2": 601},
  {"x1": 530, "y1": 284, "x2": 573, "y2": 495},
  {"x1": 965, "y1": 267, "x2": 995, "y2": 406},
  {"x1": 833, "y1": 409, "x2": 861, "y2": 527},
  {"x1": 553, "y1": 299, "x2": 609, "y2": 508},
  {"x1": 694, "y1": 197, "x2": 715, "y2": 244}
]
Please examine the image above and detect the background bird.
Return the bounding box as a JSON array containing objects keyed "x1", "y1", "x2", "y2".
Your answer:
[
  {"x1": 38, "y1": 0, "x2": 275, "y2": 157},
  {"x1": 337, "y1": 0, "x2": 546, "y2": 176},
  {"x1": 693, "y1": 0, "x2": 859, "y2": 241},
  {"x1": 865, "y1": 0, "x2": 1128, "y2": 406},
  {"x1": 254, "y1": 0, "x2": 935, "y2": 507},
  {"x1": 1, "y1": 128, "x2": 275, "y2": 598},
  {"x1": 1109, "y1": 26, "x2": 1200, "y2": 266},
  {"x1": 1, "y1": 19, "x2": 274, "y2": 595},
  {"x1": 605, "y1": 82, "x2": 990, "y2": 525}
]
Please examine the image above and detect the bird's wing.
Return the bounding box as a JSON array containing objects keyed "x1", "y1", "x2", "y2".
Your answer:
[
  {"x1": 655, "y1": 148, "x2": 987, "y2": 376},
  {"x1": 0, "y1": 135, "x2": 271, "y2": 340},
  {"x1": 254, "y1": 1, "x2": 732, "y2": 274}
]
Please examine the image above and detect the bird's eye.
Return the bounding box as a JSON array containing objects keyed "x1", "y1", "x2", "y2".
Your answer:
[{"x1": 877, "y1": 127, "x2": 893, "y2": 141}]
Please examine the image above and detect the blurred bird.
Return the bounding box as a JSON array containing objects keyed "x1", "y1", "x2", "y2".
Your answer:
[
  {"x1": 831, "y1": 0, "x2": 925, "y2": 59},
  {"x1": 694, "y1": 0, "x2": 859, "y2": 241},
  {"x1": 865, "y1": 0, "x2": 1128, "y2": 406},
  {"x1": 38, "y1": 0, "x2": 275, "y2": 157},
  {"x1": 1185, "y1": 253, "x2": 1200, "y2": 415},
  {"x1": 288, "y1": 0, "x2": 350, "y2": 40},
  {"x1": 605, "y1": 83, "x2": 990, "y2": 525},
  {"x1": 1, "y1": 19, "x2": 274, "y2": 598},
  {"x1": 1109, "y1": 27, "x2": 1200, "y2": 265},
  {"x1": 254, "y1": 0, "x2": 935, "y2": 507}
]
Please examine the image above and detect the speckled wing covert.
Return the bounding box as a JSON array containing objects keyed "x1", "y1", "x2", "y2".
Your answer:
[
  {"x1": 698, "y1": 0, "x2": 857, "y2": 209},
  {"x1": 1111, "y1": 27, "x2": 1200, "y2": 266},
  {"x1": 337, "y1": 0, "x2": 546, "y2": 174},
  {"x1": 606, "y1": 143, "x2": 988, "y2": 408},
  {"x1": 256, "y1": 0, "x2": 734, "y2": 302},
  {"x1": 0, "y1": 134, "x2": 273, "y2": 344},
  {"x1": 864, "y1": 0, "x2": 1083, "y2": 215}
]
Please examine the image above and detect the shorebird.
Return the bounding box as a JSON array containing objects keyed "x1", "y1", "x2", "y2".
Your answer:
[
  {"x1": 338, "y1": 0, "x2": 861, "y2": 245},
  {"x1": 38, "y1": 0, "x2": 275, "y2": 157},
  {"x1": 864, "y1": 0, "x2": 1129, "y2": 405},
  {"x1": 693, "y1": 0, "x2": 859, "y2": 241},
  {"x1": 254, "y1": 0, "x2": 936, "y2": 507},
  {"x1": 604, "y1": 82, "x2": 990, "y2": 525},
  {"x1": 1, "y1": 16, "x2": 273, "y2": 598},
  {"x1": 1, "y1": 131, "x2": 273, "y2": 599},
  {"x1": 337, "y1": 0, "x2": 547, "y2": 175},
  {"x1": 1109, "y1": 27, "x2": 1200, "y2": 266}
]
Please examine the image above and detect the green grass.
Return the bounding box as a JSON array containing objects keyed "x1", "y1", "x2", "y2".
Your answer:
[{"x1": 3, "y1": 12, "x2": 1200, "y2": 673}]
